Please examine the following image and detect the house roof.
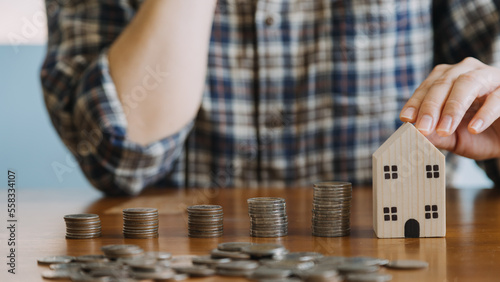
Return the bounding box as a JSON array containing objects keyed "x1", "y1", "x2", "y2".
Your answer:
[{"x1": 372, "y1": 122, "x2": 442, "y2": 158}]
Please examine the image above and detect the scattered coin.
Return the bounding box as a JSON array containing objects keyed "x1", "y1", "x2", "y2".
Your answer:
[
  {"x1": 338, "y1": 263, "x2": 380, "y2": 273},
  {"x1": 349, "y1": 257, "x2": 389, "y2": 266},
  {"x1": 211, "y1": 249, "x2": 251, "y2": 260},
  {"x1": 299, "y1": 268, "x2": 340, "y2": 282},
  {"x1": 385, "y1": 259, "x2": 429, "y2": 269},
  {"x1": 261, "y1": 259, "x2": 315, "y2": 270},
  {"x1": 274, "y1": 252, "x2": 324, "y2": 262},
  {"x1": 174, "y1": 265, "x2": 217, "y2": 277},
  {"x1": 312, "y1": 182, "x2": 352, "y2": 237},
  {"x1": 37, "y1": 255, "x2": 75, "y2": 265},
  {"x1": 101, "y1": 244, "x2": 144, "y2": 259},
  {"x1": 215, "y1": 260, "x2": 260, "y2": 276},
  {"x1": 192, "y1": 255, "x2": 231, "y2": 267},
  {"x1": 218, "y1": 242, "x2": 254, "y2": 252},
  {"x1": 41, "y1": 269, "x2": 72, "y2": 279},
  {"x1": 248, "y1": 266, "x2": 292, "y2": 279},
  {"x1": 241, "y1": 243, "x2": 288, "y2": 258},
  {"x1": 187, "y1": 205, "x2": 224, "y2": 238},
  {"x1": 145, "y1": 251, "x2": 172, "y2": 261},
  {"x1": 74, "y1": 254, "x2": 109, "y2": 263},
  {"x1": 248, "y1": 197, "x2": 288, "y2": 237},
  {"x1": 346, "y1": 273, "x2": 393, "y2": 282}
]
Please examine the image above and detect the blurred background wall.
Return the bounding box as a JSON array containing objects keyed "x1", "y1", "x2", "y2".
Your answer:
[{"x1": 0, "y1": 0, "x2": 493, "y2": 190}]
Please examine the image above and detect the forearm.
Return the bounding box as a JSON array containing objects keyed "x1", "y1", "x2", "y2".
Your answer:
[{"x1": 109, "y1": 0, "x2": 216, "y2": 145}]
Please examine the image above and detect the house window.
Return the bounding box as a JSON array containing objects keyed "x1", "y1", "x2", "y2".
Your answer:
[
  {"x1": 383, "y1": 206, "x2": 398, "y2": 221},
  {"x1": 384, "y1": 165, "x2": 398, "y2": 180},
  {"x1": 426, "y1": 165, "x2": 440, "y2": 179},
  {"x1": 425, "y1": 205, "x2": 438, "y2": 219}
]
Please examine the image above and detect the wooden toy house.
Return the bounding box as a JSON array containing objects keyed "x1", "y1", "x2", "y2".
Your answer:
[{"x1": 372, "y1": 122, "x2": 445, "y2": 238}]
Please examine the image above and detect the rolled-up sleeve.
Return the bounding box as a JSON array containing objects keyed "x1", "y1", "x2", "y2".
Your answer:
[
  {"x1": 433, "y1": 0, "x2": 500, "y2": 187},
  {"x1": 41, "y1": 0, "x2": 193, "y2": 195}
]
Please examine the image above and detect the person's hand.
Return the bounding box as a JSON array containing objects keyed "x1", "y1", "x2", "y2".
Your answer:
[{"x1": 400, "y1": 57, "x2": 500, "y2": 160}]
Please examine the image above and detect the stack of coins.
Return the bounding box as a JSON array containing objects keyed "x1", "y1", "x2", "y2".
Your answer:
[
  {"x1": 187, "y1": 205, "x2": 224, "y2": 238},
  {"x1": 247, "y1": 197, "x2": 288, "y2": 237},
  {"x1": 123, "y1": 208, "x2": 159, "y2": 239},
  {"x1": 64, "y1": 214, "x2": 101, "y2": 239},
  {"x1": 312, "y1": 182, "x2": 352, "y2": 237}
]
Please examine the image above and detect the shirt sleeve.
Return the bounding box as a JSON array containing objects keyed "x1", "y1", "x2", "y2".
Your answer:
[
  {"x1": 433, "y1": 0, "x2": 500, "y2": 187},
  {"x1": 41, "y1": 0, "x2": 193, "y2": 196}
]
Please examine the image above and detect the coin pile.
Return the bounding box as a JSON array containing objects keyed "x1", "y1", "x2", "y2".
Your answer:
[
  {"x1": 123, "y1": 208, "x2": 159, "y2": 239},
  {"x1": 39, "y1": 242, "x2": 429, "y2": 281},
  {"x1": 64, "y1": 214, "x2": 101, "y2": 239},
  {"x1": 247, "y1": 197, "x2": 288, "y2": 237},
  {"x1": 187, "y1": 205, "x2": 224, "y2": 238},
  {"x1": 312, "y1": 182, "x2": 352, "y2": 237}
]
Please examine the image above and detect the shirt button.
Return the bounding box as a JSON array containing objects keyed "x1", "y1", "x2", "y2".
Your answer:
[{"x1": 265, "y1": 16, "x2": 274, "y2": 26}]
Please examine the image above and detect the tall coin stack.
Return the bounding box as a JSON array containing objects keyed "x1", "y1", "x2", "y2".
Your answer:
[
  {"x1": 64, "y1": 214, "x2": 101, "y2": 239},
  {"x1": 247, "y1": 197, "x2": 288, "y2": 237},
  {"x1": 123, "y1": 208, "x2": 159, "y2": 239},
  {"x1": 187, "y1": 205, "x2": 224, "y2": 238},
  {"x1": 312, "y1": 182, "x2": 352, "y2": 237}
]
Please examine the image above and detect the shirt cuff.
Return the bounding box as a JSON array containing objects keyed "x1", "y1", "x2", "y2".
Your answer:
[{"x1": 72, "y1": 50, "x2": 193, "y2": 195}]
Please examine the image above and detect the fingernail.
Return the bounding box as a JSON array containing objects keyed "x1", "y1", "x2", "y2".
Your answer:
[
  {"x1": 470, "y1": 119, "x2": 484, "y2": 132},
  {"x1": 437, "y1": 115, "x2": 453, "y2": 134},
  {"x1": 417, "y1": 115, "x2": 433, "y2": 132},
  {"x1": 401, "y1": 107, "x2": 416, "y2": 120}
]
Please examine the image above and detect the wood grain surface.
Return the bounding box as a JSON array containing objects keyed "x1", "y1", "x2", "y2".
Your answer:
[{"x1": 5, "y1": 186, "x2": 500, "y2": 281}]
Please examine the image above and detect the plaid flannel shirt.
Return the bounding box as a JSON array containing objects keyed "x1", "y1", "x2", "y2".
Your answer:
[{"x1": 41, "y1": 0, "x2": 500, "y2": 195}]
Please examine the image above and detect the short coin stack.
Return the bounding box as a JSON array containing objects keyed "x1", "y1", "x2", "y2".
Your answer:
[
  {"x1": 247, "y1": 197, "x2": 288, "y2": 237},
  {"x1": 122, "y1": 208, "x2": 159, "y2": 239},
  {"x1": 312, "y1": 182, "x2": 352, "y2": 237},
  {"x1": 64, "y1": 214, "x2": 101, "y2": 239},
  {"x1": 187, "y1": 205, "x2": 224, "y2": 238}
]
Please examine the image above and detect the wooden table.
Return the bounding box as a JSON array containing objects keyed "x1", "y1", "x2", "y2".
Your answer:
[{"x1": 4, "y1": 186, "x2": 500, "y2": 281}]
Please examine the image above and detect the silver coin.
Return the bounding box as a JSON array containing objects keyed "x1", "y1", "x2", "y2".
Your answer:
[
  {"x1": 299, "y1": 268, "x2": 339, "y2": 281},
  {"x1": 123, "y1": 208, "x2": 158, "y2": 213},
  {"x1": 247, "y1": 197, "x2": 286, "y2": 203},
  {"x1": 218, "y1": 242, "x2": 254, "y2": 252},
  {"x1": 338, "y1": 263, "x2": 380, "y2": 273},
  {"x1": 211, "y1": 249, "x2": 251, "y2": 260},
  {"x1": 215, "y1": 268, "x2": 255, "y2": 277},
  {"x1": 41, "y1": 269, "x2": 72, "y2": 279},
  {"x1": 64, "y1": 214, "x2": 100, "y2": 220},
  {"x1": 385, "y1": 259, "x2": 429, "y2": 269},
  {"x1": 260, "y1": 259, "x2": 315, "y2": 270},
  {"x1": 173, "y1": 266, "x2": 216, "y2": 277},
  {"x1": 216, "y1": 260, "x2": 260, "y2": 270},
  {"x1": 101, "y1": 244, "x2": 143, "y2": 255},
  {"x1": 192, "y1": 255, "x2": 231, "y2": 267},
  {"x1": 346, "y1": 273, "x2": 393, "y2": 282},
  {"x1": 70, "y1": 271, "x2": 112, "y2": 282},
  {"x1": 241, "y1": 243, "x2": 287, "y2": 257},
  {"x1": 132, "y1": 269, "x2": 176, "y2": 279},
  {"x1": 74, "y1": 255, "x2": 108, "y2": 263},
  {"x1": 275, "y1": 252, "x2": 324, "y2": 262},
  {"x1": 49, "y1": 262, "x2": 84, "y2": 270},
  {"x1": 316, "y1": 256, "x2": 347, "y2": 265},
  {"x1": 38, "y1": 255, "x2": 75, "y2": 265},
  {"x1": 346, "y1": 257, "x2": 389, "y2": 266},
  {"x1": 144, "y1": 251, "x2": 172, "y2": 260},
  {"x1": 248, "y1": 266, "x2": 292, "y2": 279}
]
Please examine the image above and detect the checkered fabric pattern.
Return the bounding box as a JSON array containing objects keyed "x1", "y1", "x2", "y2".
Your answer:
[{"x1": 41, "y1": 0, "x2": 500, "y2": 195}]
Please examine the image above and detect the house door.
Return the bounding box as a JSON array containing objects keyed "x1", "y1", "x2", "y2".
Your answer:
[{"x1": 404, "y1": 219, "x2": 420, "y2": 238}]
